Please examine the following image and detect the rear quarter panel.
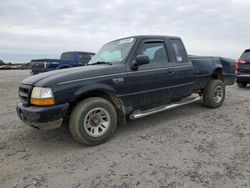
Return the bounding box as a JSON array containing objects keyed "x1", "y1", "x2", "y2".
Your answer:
[
  {"x1": 190, "y1": 56, "x2": 235, "y2": 90},
  {"x1": 220, "y1": 57, "x2": 236, "y2": 85}
]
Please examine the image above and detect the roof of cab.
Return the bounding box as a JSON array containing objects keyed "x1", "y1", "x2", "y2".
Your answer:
[
  {"x1": 109, "y1": 35, "x2": 181, "y2": 43},
  {"x1": 62, "y1": 51, "x2": 95, "y2": 54}
]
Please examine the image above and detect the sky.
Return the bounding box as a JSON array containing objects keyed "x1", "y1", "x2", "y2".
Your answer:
[{"x1": 0, "y1": 0, "x2": 250, "y2": 63}]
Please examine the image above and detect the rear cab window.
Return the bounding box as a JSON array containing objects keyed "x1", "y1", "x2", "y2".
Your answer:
[{"x1": 170, "y1": 39, "x2": 188, "y2": 63}]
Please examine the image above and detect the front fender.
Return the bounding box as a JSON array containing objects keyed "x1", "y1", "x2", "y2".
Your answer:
[{"x1": 69, "y1": 83, "x2": 117, "y2": 102}]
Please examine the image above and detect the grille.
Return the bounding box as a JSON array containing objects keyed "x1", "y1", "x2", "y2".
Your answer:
[
  {"x1": 19, "y1": 84, "x2": 32, "y2": 105},
  {"x1": 30, "y1": 61, "x2": 45, "y2": 69}
]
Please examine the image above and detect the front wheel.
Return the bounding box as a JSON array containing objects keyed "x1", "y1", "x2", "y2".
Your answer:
[
  {"x1": 69, "y1": 97, "x2": 117, "y2": 145},
  {"x1": 203, "y1": 79, "x2": 225, "y2": 108}
]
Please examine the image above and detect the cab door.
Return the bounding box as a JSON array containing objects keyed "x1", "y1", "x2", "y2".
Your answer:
[
  {"x1": 166, "y1": 39, "x2": 194, "y2": 101},
  {"x1": 127, "y1": 39, "x2": 171, "y2": 110}
]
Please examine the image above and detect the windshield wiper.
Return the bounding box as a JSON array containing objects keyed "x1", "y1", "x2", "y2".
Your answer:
[{"x1": 88, "y1": 61, "x2": 112, "y2": 65}]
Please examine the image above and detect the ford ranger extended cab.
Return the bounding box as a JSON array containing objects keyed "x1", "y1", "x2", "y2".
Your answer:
[
  {"x1": 16, "y1": 35, "x2": 235, "y2": 145},
  {"x1": 30, "y1": 51, "x2": 95, "y2": 74}
]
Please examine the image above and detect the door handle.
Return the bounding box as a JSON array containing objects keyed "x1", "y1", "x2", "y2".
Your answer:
[{"x1": 168, "y1": 69, "x2": 175, "y2": 74}]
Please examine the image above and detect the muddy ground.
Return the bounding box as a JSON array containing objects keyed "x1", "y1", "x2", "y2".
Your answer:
[{"x1": 0, "y1": 70, "x2": 249, "y2": 188}]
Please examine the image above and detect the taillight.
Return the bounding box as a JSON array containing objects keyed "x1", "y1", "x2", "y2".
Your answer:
[{"x1": 235, "y1": 59, "x2": 246, "y2": 75}]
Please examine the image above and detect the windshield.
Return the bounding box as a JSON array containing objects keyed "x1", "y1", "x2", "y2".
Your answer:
[{"x1": 88, "y1": 37, "x2": 135, "y2": 64}]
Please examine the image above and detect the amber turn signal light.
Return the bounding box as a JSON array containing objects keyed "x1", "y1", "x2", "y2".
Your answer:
[{"x1": 30, "y1": 98, "x2": 55, "y2": 106}]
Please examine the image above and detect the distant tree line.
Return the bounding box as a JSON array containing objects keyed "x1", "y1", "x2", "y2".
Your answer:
[{"x1": 0, "y1": 60, "x2": 13, "y2": 65}]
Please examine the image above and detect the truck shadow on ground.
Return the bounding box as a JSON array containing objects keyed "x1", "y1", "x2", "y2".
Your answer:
[
  {"x1": 238, "y1": 86, "x2": 250, "y2": 90},
  {"x1": 115, "y1": 101, "x2": 204, "y2": 136},
  {"x1": 20, "y1": 101, "x2": 205, "y2": 150}
]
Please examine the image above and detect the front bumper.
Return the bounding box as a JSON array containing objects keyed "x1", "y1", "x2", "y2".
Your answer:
[
  {"x1": 31, "y1": 68, "x2": 47, "y2": 74},
  {"x1": 31, "y1": 68, "x2": 55, "y2": 74},
  {"x1": 236, "y1": 74, "x2": 250, "y2": 83},
  {"x1": 16, "y1": 102, "x2": 69, "y2": 130}
]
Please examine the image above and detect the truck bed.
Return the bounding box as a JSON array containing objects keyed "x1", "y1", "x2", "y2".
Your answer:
[{"x1": 189, "y1": 56, "x2": 235, "y2": 90}]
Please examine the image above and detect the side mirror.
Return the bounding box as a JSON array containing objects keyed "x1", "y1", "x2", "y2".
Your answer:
[
  {"x1": 131, "y1": 55, "x2": 150, "y2": 70},
  {"x1": 136, "y1": 55, "x2": 150, "y2": 65}
]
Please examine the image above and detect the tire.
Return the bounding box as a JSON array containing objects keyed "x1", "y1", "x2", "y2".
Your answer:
[
  {"x1": 203, "y1": 79, "x2": 225, "y2": 108},
  {"x1": 69, "y1": 97, "x2": 117, "y2": 145},
  {"x1": 237, "y1": 82, "x2": 247, "y2": 88}
]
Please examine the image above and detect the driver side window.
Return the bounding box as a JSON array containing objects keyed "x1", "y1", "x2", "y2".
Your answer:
[{"x1": 138, "y1": 42, "x2": 169, "y2": 64}]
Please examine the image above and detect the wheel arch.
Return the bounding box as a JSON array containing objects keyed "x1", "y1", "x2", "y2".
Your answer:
[
  {"x1": 210, "y1": 67, "x2": 224, "y2": 82},
  {"x1": 69, "y1": 86, "x2": 126, "y2": 119}
]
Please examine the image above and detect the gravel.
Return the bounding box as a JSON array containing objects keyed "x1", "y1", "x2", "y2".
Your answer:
[{"x1": 0, "y1": 70, "x2": 250, "y2": 188}]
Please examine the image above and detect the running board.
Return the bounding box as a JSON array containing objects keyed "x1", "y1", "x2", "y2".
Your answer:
[{"x1": 129, "y1": 95, "x2": 202, "y2": 120}]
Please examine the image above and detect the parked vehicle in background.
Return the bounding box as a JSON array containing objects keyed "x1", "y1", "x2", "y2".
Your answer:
[
  {"x1": 30, "y1": 51, "x2": 95, "y2": 74},
  {"x1": 16, "y1": 35, "x2": 235, "y2": 146},
  {"x1": 10, "y1": 65, "x2": 20, "y2": 69},
  {"x1": 0, "y1": 65, "x2": 12, "y2": 70},
  {"x1": 9, "y1": 64, "x2": 30, "y2": 70},
  {"x1": 20, "y1": 64, "x2": 30, "y2": 70},
  {"x1": 235, "y1": 49, "x2": 250, "y2": 87}
]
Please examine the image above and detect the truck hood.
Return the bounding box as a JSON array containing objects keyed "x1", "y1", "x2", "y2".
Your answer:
[
  {"x1": 31, "y1": 59, "x2": 61, "y2": 62},
  {"x1": 30, "y1": 59, "x2": 72, "y2": 65},
  {"x1": 22, "y1": 64, "x2": 125, "y2": 87}
]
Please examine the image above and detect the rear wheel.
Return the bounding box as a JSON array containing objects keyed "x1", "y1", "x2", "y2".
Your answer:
[
  {"x1": 237, "y1": 82, "x2": 247, "y2": 88},
  {"x1": 203, "y1": 79, "x2": 225, "y2": 108},
  {"x1": 69, "y1": 97, "x2": 117, "y2": 145}
]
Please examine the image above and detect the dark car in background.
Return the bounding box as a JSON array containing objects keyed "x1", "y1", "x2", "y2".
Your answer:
[
  {"x1": 30, "y1": 51, "x2": 95, "y2": 74},
  {"x1": 20, "y1": 64, "x2": 30, "y2": 70},
  {"x1": 11, "y1": 64, "x2": 30, "y2": 70},
  {"x1": 235, "y1": 49, "x2": 250, "y2": 87}
]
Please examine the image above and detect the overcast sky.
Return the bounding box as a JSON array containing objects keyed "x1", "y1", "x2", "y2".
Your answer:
[{"x1": 0, "y1": 0, "x2": 250, "y2": 63}]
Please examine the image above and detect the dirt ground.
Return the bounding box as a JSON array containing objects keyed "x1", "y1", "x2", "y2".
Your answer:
[{"x1": 0, "y1": 70, "x2": 249, "y2": 188}]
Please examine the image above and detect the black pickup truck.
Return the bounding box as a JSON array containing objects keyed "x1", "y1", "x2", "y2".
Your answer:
[{"x1": 16, "y1": 35, "x2": 235, "y2": 145}]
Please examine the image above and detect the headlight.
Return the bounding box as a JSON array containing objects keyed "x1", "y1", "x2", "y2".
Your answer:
[{"x1": 30, "y1": 87, "x2": 55, "y2": 106}]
